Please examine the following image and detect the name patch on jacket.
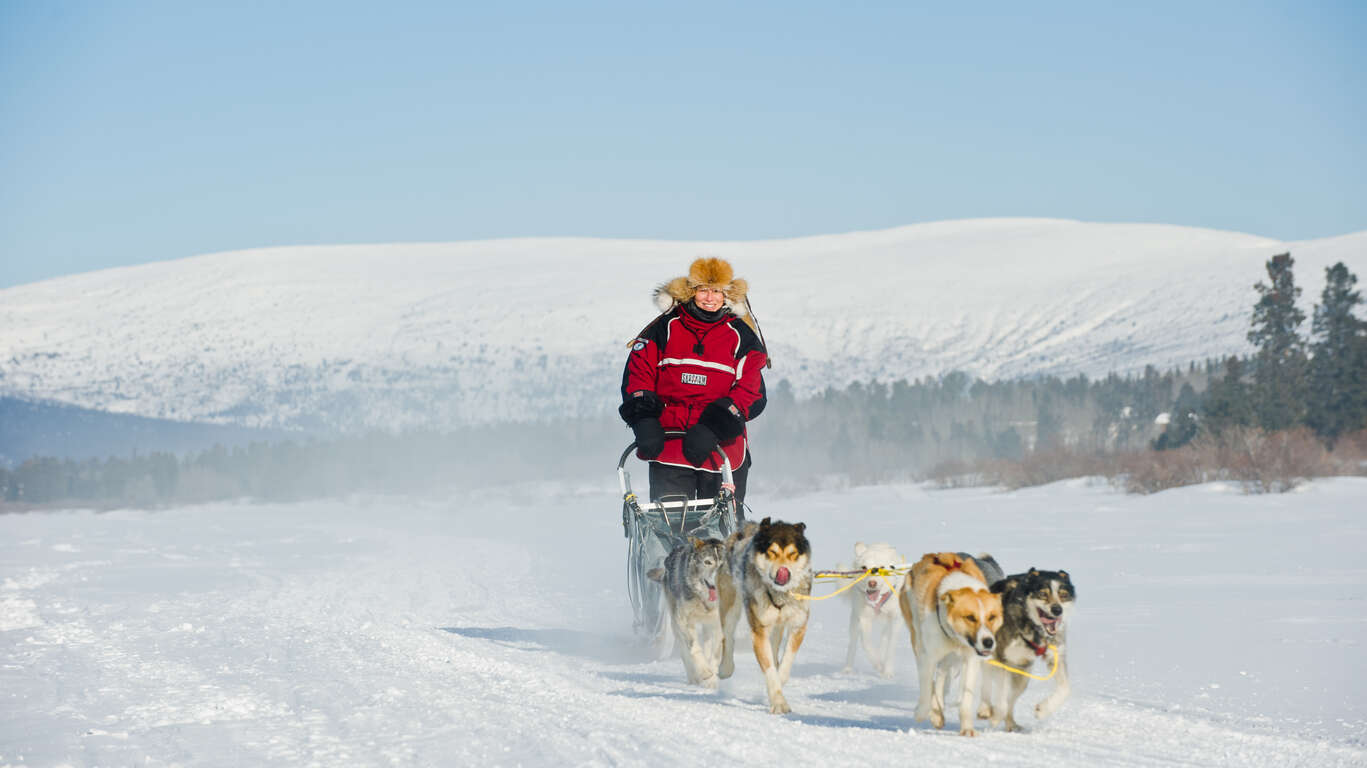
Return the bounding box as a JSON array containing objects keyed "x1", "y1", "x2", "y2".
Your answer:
[{"x1": 681, "y1": 372, "x2": 708, "y2": 386}]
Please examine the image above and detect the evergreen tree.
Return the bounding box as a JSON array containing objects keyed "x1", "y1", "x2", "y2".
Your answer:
[
  {"x1": 1248, "y1": 253, "x2": 1308, "y2": 431},
  {"x1": 1154, "y1": 382, "x2": 1201, "y2": 450},
  {"x1": 1201, "y1": 356, "x2": 1253, "y2": 434},
  {"x1": 1307, "y1": 262, "x2": 1367, "y2": 445}
]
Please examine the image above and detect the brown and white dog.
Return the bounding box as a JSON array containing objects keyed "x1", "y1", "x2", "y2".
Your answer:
[
  {"x1": 841, "y1": 542, "x2": 906, "y2": 678},
  {"x1": 717, "y1": 517, "x2": 813, "y2": 714},
  {"x1": 899, "y1": 552, "x2": 1003, "y2": 736}
]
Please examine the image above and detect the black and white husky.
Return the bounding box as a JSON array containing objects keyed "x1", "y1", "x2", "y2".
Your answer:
[
  {"x1": 982, "y1": 568, "x2": 1076, "y2": 731},
  {"x1": 648, "y1": 537, "x2": 727, "y2": 689}
]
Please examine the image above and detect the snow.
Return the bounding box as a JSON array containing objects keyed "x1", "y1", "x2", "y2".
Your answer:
[
  {"x1": 3, "y1": 219, "x2": 1365, "y2": 431},
  {"x1": 3, "y1": 477, "x2": 1364, "y2": 766}
]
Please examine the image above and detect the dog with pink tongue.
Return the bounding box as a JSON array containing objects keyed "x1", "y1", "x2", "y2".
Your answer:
[
  {"x1": 717, "y1": 517, "x2": 813, "y2": 714},
  {"x1": 648, "y1": 537, "x2": 728, "y2": 689}
]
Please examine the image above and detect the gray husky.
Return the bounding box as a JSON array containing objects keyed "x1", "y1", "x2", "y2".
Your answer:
[
  {"x1": 982, "y1": 568, "x2": 1076, "y2": 731},
  {"x1": 648, "y1": 537, "x2": 727, "y2": 689}
]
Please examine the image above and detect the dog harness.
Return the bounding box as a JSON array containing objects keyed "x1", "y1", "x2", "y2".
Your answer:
[{"x1": 931, "y1": 556, "x2": 963, "y2": 572}]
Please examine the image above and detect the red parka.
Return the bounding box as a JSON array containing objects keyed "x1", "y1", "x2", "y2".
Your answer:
[{"x1": 621, "y1": 304, "x2": 767, "y2": 472}]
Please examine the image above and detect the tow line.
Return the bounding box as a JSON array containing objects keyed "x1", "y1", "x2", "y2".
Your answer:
[{"x1": 789, "y1": 566, "x2": 908, "y2": 602}]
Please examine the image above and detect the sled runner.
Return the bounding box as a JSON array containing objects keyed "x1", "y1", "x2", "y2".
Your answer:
[{"x1": 617, "y1": 433, "x2": 741, "y2": 639}]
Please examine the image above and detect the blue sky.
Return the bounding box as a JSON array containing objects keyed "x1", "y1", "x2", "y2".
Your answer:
[{"x1": 2, "y1": 0, "x2": 1364, "y2": 288}]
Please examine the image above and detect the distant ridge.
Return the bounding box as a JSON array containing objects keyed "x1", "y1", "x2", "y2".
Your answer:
[
  {"x1": 0, "y1": 396, "x2": 289, "y2": 466},
  {"x1": 1, "y1": 219, "x2": 1364, "y2": 432}
]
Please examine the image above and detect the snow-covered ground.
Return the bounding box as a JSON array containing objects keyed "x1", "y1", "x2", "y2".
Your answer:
[
  {"x1": 2, "y1": 476, "x2": 1364, "y2": 766},
  {"x1": 4, "y1": 220, "x2": 1365, "y2": 431}
]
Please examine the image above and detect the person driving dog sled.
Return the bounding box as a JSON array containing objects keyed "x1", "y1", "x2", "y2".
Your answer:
[{"x1": 619, "y1": 256, "x2": 767, "y2": 507}]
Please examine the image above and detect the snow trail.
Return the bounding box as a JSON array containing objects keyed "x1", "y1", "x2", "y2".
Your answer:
[{"x1": 2, "y1": 478, "x2": 1365, "y2": 766}]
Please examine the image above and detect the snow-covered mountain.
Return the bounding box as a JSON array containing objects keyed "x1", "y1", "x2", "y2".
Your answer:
[{"x1": 2, "y1": 219, "x2": 1364, "y2": 432}]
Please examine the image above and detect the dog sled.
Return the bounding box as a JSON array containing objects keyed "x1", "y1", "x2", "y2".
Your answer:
[{"x1": 617, "y1": 433, "x2": 742, "y2": 639}]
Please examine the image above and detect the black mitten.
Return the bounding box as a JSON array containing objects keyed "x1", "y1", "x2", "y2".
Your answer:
[
  {"x1": 633, "y1": 417, "x2": 666, "y2": 460},
  {"x1": 697, "y1": 397, "x2": 746, "y2": 441},
  {"x1": 682, "y1": 422, "x2": 719, "y2": 467},
  {"x1": 618, "y1": 390, "x2": 664, "y2": 424}
]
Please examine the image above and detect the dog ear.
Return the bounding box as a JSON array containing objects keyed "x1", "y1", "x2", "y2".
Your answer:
[
  {"x1": 795, "y1": 522, "x2": 806, "y2": 534},
  {"x1": 1029, "y1": 567, "x2": 1039, "y2": 575},
  {"x1": 854, "y1": 541, "x2": 866, "y2": 556},
  {"x1": 759, "y1": 516, "x2": 772, "y2": 527},
  {"x1": 647, "y1": 568, "x2": 665, "y2": 582},
  {"x1": 1058, "y1": 570, "x2": 1069, "y2": 580},
  {"x1": 940, "y1": 592, "x2": 955, "y2": 607},
  {"x1": 690, "y1": 537, "x2": 705, "y2": 550},
  {"x1": 990, "y1": 578, "x2": 1016, "y2": 594}
]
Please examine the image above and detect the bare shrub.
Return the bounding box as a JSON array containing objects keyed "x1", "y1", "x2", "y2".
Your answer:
[
  {"x1": 926, "y1": 459, "x2": 995, "y2": 489},
  {"x1": 1213, "y1": 427, "x2": 1329, "y2": 493},
  {"x1": 993, "y1": 447, "x2": 1110, "y2": 490},
  {"x1": 922, "y1": 426, "x2": 1352, "y2": 495},
  {"x1": 1114, "y1": 448, "x2": 1209, "y2": 494},
  {"x1": 1326, "y1": 429, "x2": 1367, "y2": 476}
]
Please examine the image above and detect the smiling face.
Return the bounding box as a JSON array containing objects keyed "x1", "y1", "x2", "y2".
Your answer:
[
  {"x1": 1020, "y1": 570, "x2": 1075, "y2": 637},
  {"x1": 687, "y1": 538, "x2": 726, "y2": 604},
  {"x1": 752, "y1": 518, "x2": 810, "y2": 590},
  {"x1": 693, "y1": 286, "x2": 726, "y2": 312},
  {"x1": 853, "y1": 543, "x2": 904, "y2": 609},
  {"x1": 941, "y1": 588, "x2": 1004, "y2": 656}
]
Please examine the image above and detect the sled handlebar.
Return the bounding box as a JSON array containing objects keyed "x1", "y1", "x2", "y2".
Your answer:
[{"x1": 617, "y1": 431, "x2": 735, "y2": 496}]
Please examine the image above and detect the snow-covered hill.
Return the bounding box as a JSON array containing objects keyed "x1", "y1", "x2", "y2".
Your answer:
[
  {"x1": 2, "y1": 219, "x2": 1364, "y2": 431},
  {"x1": 2, "y1": 478, "x2": 1365, "y2": 765}
]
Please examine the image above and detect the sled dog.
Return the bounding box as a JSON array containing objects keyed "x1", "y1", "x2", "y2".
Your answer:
[
  {"x1": 899, "y1": 552, "x2": 1003, "y2": 736},
  {"x1": 717, "y1": 517, "x2": 813, "y2": 714},
  {"x1": 958, "y1": 552, "x2": 1005, "y2": 589},
  {"x1": 648, "y1": 537, "x2": 728, "y2": 689},
  {"x1": 981, "y1": 568, "x2": 1076, "y2": 731},
  {"x1": 841, "y1": 542, "x2": 906, "y2": 678}
]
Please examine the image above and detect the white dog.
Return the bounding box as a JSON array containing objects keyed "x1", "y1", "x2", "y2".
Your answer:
[{"x1": 840, "y1": 542, "x2": 906, "y2": 678}]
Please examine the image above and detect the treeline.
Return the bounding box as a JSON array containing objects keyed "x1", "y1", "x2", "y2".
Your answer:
[
  {"x1": 1168, "y1": 255, "x2": 1367, "y2": 449},
  {"x1": 0, "y1": 363, "x2": 1242, "y2": 506},
  {"x1": 753, "y1": 363, "x2": 1213, "y2": 487},
  {"x1": 0, "y1": 420, "x2": 621, "y2": 507},
  {"x1": 925, "y1": 253, "x2": 1367, "y2": 493}
]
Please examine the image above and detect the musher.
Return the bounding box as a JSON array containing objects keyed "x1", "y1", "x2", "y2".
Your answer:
[{"x1": 618, "y1": 257, "x2": 767, "y2": 508}]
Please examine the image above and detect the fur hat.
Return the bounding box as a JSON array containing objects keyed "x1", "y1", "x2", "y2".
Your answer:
[{"x1": 653, "y1": 257, "x2": 753, "y2": 327}]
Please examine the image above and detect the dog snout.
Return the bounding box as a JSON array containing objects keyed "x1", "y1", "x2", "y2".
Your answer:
[
  {"x1": 1050, "y1": 604, "x2": 1063, "y2": 617},
  {"x1": 982, "y1": 636, "x2": 994, "y2": 650}
]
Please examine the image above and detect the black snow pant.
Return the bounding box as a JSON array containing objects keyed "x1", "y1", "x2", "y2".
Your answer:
[{"x1": 649, "y1": 455, "x2": 751, "y2": 512}]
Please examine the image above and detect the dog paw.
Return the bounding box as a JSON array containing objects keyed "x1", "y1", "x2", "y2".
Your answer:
[
  {"x1": 769, "y1": 695, "x2": 791, "y2": 715},
  {"x1": 1035, "y1": 701, "x2": 1056, "y2": 720},
  {"x1": 699, "y1": 674, "x2": 719, "y2": 691},
  {"x1": 718, "y1": 659, "x2": 734, "y2": 679},
  {"x1": 1005, "y1": 718, "x2": 1021, "y2": 733},
  {"x1": 977, "y1": 702, "x2": 994, "y2": 719},
  {"x1": 930, "y1": 710, "x2": 945, "y2": 730},
  {"x1": 878, "y1": 665, "x2": 894, "y2": 680},
  {"x1": 959, "y1": 726, "x2": 977, "y2": 737}
]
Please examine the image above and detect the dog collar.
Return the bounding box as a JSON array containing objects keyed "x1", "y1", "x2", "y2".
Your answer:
[
  {"x1": 932, "y1": 556, "x2": 963, "y2": 572},
  {"x1": 1024, "y1": 637, "x2": 1048, "y2": 657}
]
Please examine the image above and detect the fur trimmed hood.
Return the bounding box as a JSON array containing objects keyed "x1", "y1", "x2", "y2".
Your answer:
[{"x1": 652, "y1": 257, "x2": 754, "y2": 328}]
